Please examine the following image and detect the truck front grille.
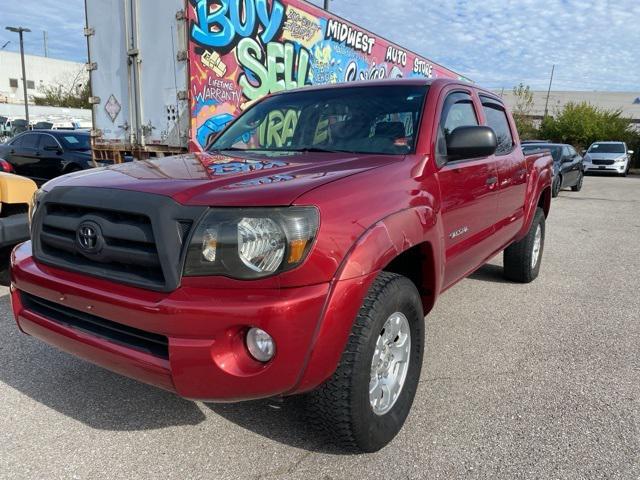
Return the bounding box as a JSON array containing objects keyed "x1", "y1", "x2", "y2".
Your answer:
[
  {"x1": 40, "y1": 203, "x2": 165, "y2": 286},
  {"x1": 31, "y1": 187, "x2": 206, "y2": 292},
  {"x1": 20, "y1": 291, "x2": 169, "y2": 359}
]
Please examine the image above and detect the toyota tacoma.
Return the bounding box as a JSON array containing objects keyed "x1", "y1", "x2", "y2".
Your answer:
[{"x1": 11, "y1": 79, "x2": 552, "y2": 452}]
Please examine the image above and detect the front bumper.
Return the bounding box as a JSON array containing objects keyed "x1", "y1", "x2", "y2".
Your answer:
[
  {"x1": 10, "y1": 241, "x2": 332, "y2": 401},
  {"x1": 0, "y1": 213, "x2": 29, "y2": 248},
  {"x1": 584, "y1": 162, "x2": 627, "y2": 173}
]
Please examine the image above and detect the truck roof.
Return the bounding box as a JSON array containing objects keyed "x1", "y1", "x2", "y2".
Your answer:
[{"x1": 271, "y1": 78, "x2": 502, "y2": 102}]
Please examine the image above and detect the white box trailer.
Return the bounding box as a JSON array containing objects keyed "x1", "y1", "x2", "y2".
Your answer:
[
  {"x1": 85, "y1": 0, "x2": 466, "y2": 161},
  {"x1": 85, "y1": 0, "x2": 190, "y2": 160}
]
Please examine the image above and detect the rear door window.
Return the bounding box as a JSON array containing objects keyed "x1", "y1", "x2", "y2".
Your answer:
[
  {"x1": 9, "y1": 135, "x2": 24, "y2": 147},
  {"x1": 480, "y1": 98, "x2": 515, "y2": 155},
  {"x1": 21, "y1": 134, "x2": 40, "y2": 149},
  {"x1": 39, "y1": 135, "x2": 60, "y2": 150}
]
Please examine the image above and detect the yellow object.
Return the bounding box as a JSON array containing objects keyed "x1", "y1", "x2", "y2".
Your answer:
[
  {"x1": 0, "y1": 172, "x2": 37, "y2": 205},
  {"x1": 287, "y1": 239, "x2": 308, "y2": 264},
  {"x1": 202, "y1": 51, "x2": 227, "y2": 77}
]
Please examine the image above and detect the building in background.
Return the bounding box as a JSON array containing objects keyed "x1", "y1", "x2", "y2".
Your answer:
[
  {"x1": 0, "y1": 51, "x2": 87, "y2": 105},
  {"x1": 0, "y1": 51, "x2": 90, "y2": 131},
  {"x1": 499, "y1": 90, "x2": 640, "y2": 130}
]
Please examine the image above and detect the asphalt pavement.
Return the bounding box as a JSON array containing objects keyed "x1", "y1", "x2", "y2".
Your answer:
[{"x1": 1, "y1": 175, "x2": 639, "y2": 479}]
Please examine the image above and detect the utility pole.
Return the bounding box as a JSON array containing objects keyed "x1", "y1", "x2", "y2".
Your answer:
[
  {"x1": 43, "y1": 30, "x2": 48, "y2": 57},
  {"x1": 544, "y1": 64, "x2": 555, "y2": 118},
  {"x1": 323, "y1": 0, "x2": 330, "y2": 11},
  {"x1": 5, "y1": 26, "x2": 31, "y2": 124}
]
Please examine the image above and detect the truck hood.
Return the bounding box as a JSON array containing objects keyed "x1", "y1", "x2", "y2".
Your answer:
[{"x1": 44, "y1": 151, "x2": 401, "y2": 206}]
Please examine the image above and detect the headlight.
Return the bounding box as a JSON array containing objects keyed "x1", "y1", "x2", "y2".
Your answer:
[
  {"x1": 615, "y1": 156, "x2": 626, "y2": 163},
  {"x1": 184, "y1": 207, "x2": 319, "y2": 279}
]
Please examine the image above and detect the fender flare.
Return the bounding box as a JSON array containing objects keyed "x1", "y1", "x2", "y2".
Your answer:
[
  {"x1": 518, "y1": 160, "x2": 552, "y2": 240},
  {"x1": 290, "y1": 206, "x2": 442, "y2": 394}
]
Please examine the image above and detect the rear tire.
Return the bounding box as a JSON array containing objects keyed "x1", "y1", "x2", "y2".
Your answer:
[
  {"x1": 571, "y1": 172, "x2": 584, "y2": 192},
  {"x1": 503, "y1": 208, "x2": 546, "y2": 283},
  {"x1": 306, "y1": 272, "x2": 424, "y2": 453},
  {"x1": 552, "y1": 176, "x2": 561, "y2": 198}
]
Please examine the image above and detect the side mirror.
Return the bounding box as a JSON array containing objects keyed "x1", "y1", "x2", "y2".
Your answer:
[
  {"x1": 446, "y1": 126, "x2": 497, "y2": 161},
  {"x1": 629, "y1": 150, "x2": 635, "y2": 155},
  {"x1": 561, "y1": 156, "x2": 573, "y2": 164}
]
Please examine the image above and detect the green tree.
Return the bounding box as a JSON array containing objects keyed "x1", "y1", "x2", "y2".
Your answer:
[
  {"x1": 511, "y1": 83, "x2": 539, "y2": 140},
  {"x1": 540, "y1": 101, "x2": 638, "y2": 154},
  {"x1": 34, "y1": 82, "x2": 91, "y2": 109}
]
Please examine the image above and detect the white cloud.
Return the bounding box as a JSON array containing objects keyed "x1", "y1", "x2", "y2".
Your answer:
[
  {"x1": 0, "y1": 0, "x2": 86, "y2": 61},
  {"x1": 2, "y1": 0, "x2": 638, "y2": 91},
  {"x1": 315, "y1": 0, "x2": 640, "y2": 91}
]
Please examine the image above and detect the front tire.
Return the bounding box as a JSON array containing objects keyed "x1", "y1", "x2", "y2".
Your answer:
[
  {"x1": 622, "y1": 164, "x2": 629, "y2": 177},
  {"x1": 503, "y1": 207, "x2": 546, "y2": 283},
  {"x1": 571, "y1": 172, "x2": 584, "y2": 192},
  {"x1": 306, "y1": 272, "x2": 424, "y2": 452}
]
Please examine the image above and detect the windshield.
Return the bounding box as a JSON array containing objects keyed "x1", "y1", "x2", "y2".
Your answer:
[
  {"x1": 209, "y1": 85, "x2": 428, "y2": 156},
  {"x1": 60, "y1": 133, "x2": 91, "y2": 150},
  {"x1": 523, "y1": 145, "x2": 563, "y2": 162},
  {"x1": 588, "y1": 143, "x2": 625, "y2": 154}
]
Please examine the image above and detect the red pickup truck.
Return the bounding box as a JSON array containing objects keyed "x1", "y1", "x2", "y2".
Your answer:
[{"x1": 11, "y1": 79, "x2": 552, "y2": 452}]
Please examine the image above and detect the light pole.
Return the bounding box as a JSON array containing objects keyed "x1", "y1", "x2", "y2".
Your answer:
[
  {"x1": 323, "y1": 0, "x2": 330, "y2": 11},
  {"x1": 5, "y1": 26, "x2": 31, "y2": 125},
  {"x1": 543, "y1": 64, "x2": 555, "y2": 119}
]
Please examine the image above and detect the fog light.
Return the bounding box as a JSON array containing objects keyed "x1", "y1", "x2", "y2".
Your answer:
[{"x1": 246, "y1": 328, "x2": 275, "y2": 362}]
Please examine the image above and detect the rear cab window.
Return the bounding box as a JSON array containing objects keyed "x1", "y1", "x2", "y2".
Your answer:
[{"x1": 480, "y1": 96, "x2": 515, "y2": 155}]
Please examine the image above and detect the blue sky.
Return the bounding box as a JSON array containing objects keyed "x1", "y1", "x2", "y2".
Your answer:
[{"x1": 1, "y1": 0, "x2": 638, "y2": 91}]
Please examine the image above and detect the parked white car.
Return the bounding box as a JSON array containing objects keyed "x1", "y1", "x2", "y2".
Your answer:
[{"x1": 583, "y1": 142, "x2": 634, "y2": 176}]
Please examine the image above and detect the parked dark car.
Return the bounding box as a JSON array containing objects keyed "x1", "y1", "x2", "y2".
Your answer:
[
  {"x1": 0, "y1": 130, "x2": 95, "y2": 184},
  {"x1": 522, "y1": 143, "x2": 584, "y2": 197}
]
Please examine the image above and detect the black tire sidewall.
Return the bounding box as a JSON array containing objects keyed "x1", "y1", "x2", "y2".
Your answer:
[
  {"x1": 528, "y1": 209, "x2": 545, "y2": 279},
  {"x1": 572, "y1": 173, "x2": 583, "y2": 191},
  {"x1": 552, "y1": 176, "x2": 561, "y2": 197},
  {"x1": 351, "y1": 279, "x2": 424, "y2": 452}
]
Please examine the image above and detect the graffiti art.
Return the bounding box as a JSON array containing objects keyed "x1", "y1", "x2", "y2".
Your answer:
[{"x1": 188, "y1": 0, "x2": 466, "y2": 151}]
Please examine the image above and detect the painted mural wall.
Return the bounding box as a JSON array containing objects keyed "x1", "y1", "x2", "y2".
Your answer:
[{"x1": 187, "y1": 0, "x2": 465, "y2": 151}]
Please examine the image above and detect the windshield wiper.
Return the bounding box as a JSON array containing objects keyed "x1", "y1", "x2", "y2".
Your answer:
[
  {"x1": 212, "y1": 147, "x2": 248, "y2": 152},
  {"x1": 282, "y1": 147, "x2": 362, "y2": 154}
]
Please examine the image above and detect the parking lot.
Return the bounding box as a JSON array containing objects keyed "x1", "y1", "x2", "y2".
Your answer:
[{"x1": 0, "y1": 175, "x2": 638, "y2": 479}]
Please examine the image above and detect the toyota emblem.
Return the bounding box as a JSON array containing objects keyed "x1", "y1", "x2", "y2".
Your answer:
[{"x1": 76, "y1": 222, "x2": 103, "y2": 253}]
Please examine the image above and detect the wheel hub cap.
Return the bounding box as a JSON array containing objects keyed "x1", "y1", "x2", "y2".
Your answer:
[
  {"x1": 369, "y1": 312, "x2": 411, "y2": 416},
  {"x1": 531, "y1": 224, "x2": 542, "y2": 269}
]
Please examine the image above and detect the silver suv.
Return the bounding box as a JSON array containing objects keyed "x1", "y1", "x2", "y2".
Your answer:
[{"x1": 583, "y1": 142, "x2": 634, "y2": 177}]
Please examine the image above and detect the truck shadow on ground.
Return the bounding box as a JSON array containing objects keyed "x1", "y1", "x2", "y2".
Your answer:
[
  {"x1": 0, "y1": 295, "x2": 206, "y2": 431},
  {"x1": 467, "y1": 263, "x2": 511, "y2": 284},
  {"x1": 206, "y1": 398, "x2": 348, "y2": 454},
  {"x1": 0, "y1": 290, "x2": 346, "y2": 451}
]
